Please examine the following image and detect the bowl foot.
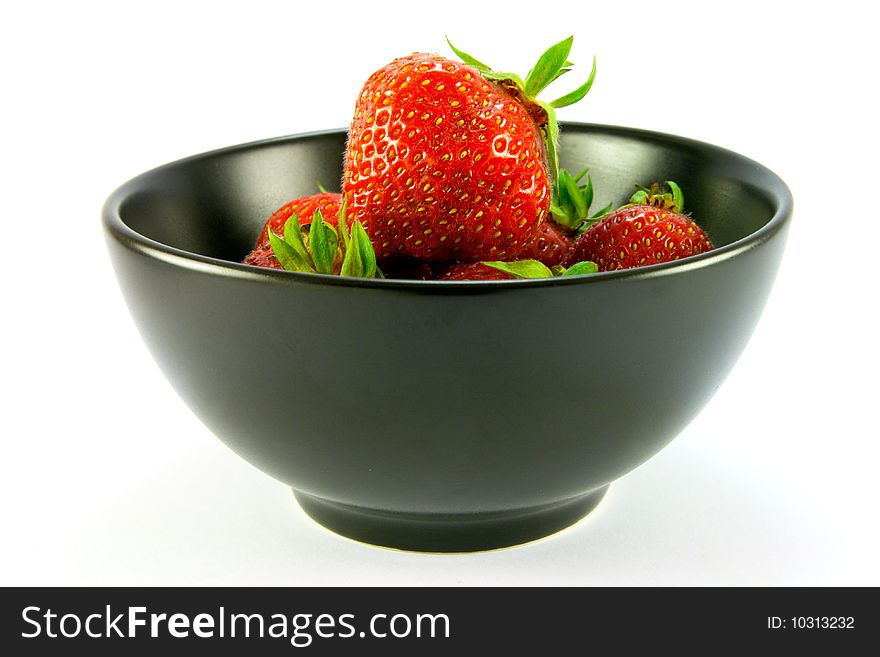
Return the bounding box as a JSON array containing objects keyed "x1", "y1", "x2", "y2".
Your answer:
[{"x1": 293, "y1": 487, "x2": 609, "y2": 553}]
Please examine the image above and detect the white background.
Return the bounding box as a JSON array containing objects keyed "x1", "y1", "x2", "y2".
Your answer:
[{"x1": 2, "y1": 0, "x2": 877, "y2": 585}]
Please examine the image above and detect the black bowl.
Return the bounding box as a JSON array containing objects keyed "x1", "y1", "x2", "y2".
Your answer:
[{"x1": 103, "y1": 123, "x2": 791, "y2": 552}]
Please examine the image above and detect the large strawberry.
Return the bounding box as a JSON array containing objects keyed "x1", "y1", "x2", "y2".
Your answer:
[
  {"x1": 343, "y1": 37, "x2": 596, "y2": 263},
  {"x1": 244, "y1": 192, "x2": 342, "y2": 269},
  {"x1": 567, "y1": 181, "x2": 714, "y2": 271}
]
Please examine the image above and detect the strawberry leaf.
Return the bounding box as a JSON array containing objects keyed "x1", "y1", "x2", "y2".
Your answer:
[
  {"x1": 582, "y1": 174, "x2": 594, "y2": 209},
  {"x1": 340, "y1": 228, "x2": 363, "y2": 278},
  {"x1": 480, "y1": 69, "x2": 526, "y2": 88},
  {"x1": 550, "y1": 56, "x2": 597, "y2": 108},
  {"x1": 325, "y1": 224, "x2": 339, "y2": 261},
  {"x1": 550, "y1": 167, "x2": 606, "y2": 232},
  {"x1": 340, "y1": 245, "x2": 361, "y2": 278},
  {"x1": 268, "y1": 224, "x2": 315, "y2": 273},
  {"x1": 539, "y1": 101, "x2": 560, "y2": 185},
  {"x1": 667, "y1": 180, "x2": 684, "y2": 213},
  {"x1": 482, "y1": 260, "x2": 554, "y2": 279},
  {"x1": 561, "y1": 169, "x2": 587, "y2": 218},
  {"x1": 572, "y1": 166, "x2": 589, "y2": 183},
  {"x1": 308, "y1": 210, "x2": 335, "y2": 275},
  {"x1": 338, "y1": 218, "x2": 382, "y2": 279},
  {"x1": 630, "y1": 186, "x2": 650, "y2": 205},
  {"x1": 550, "y1": 61, "x2": 575, "y2": 84},
  {"x1": 591, "y1": 202, "x2": 612, "y2": 219},
  {"x1": 561, "y1": 260, "x2": 599, "y2": 276},
  {"x1": 524, "y1": 36, "x2": 573, "y2": 98},
  {"x1": 445, "y1": 36, "x2": 491, "y2": 72},
  {"x1": 629, "y1": 181, "x2": 685, "y2": 213},
  {"x1": 337, "y1": 197, "x2": 351, "y2": 251},
  {"x1": 353, "y1": 221, "x2": 378, "y2": 278},
  {"x1": 282, "y1": 213, "x2": 311, "y2": 261}
]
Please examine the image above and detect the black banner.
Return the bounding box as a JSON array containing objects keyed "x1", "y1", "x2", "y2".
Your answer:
[{"x1": 1, "y1": 587, "x2": 872, "y2": 654}]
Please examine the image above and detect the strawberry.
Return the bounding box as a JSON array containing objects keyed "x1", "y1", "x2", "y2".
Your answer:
[
  {"x1": 343, "y1": 36, "x2": 596, "y2": 263},
  {"x1": 244, "y1": 192, "x2": 342, "y2": 269},
  {"x1": 567, "y1": 181, "x2": 714, "y2": 271}
]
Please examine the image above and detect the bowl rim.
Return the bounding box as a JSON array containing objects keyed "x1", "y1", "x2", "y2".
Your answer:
[{"x1": 102, "y1": 122, "x2": 793, "y2": 289}]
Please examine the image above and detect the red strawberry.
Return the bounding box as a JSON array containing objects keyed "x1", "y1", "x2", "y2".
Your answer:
[
  {"x1": 513, "y1": 221, "x2": 574, "y2": 268},
  {"x1": 244, "y1": 192, "x2": 342, "y2": 269},
  {"x1": 343, "y1": 37, "x2": 596, "y2": 263},
  {"x1": 439, "y1": 263, "x2": 516, "y2": 281},
  {"x1": 568, "y1": 181, "x2": 714, "y2": 271}
]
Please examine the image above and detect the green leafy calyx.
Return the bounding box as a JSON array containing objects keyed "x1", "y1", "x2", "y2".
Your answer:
[
  {"x1": 549, "y1": 166, "x2": 613, "y2": 233},
  {"x1": 267, "y1": 201, "x2": 383, "y2": 279},
  {"x1": 628, "y1": 181, "x2": 685, "y2": 214}
]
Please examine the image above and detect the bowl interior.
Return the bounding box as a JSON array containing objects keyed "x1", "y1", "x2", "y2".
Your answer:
[{"x1": 116, "y1": 124, "x2": 783, "y2": 266}]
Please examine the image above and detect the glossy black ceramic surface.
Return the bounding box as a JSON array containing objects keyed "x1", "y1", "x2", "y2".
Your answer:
[{"x1": 103, "y1": 124, "x2": 792, "y2": 552}]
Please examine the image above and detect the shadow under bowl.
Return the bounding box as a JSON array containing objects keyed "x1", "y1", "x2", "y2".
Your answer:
[{"x1": 103, "y1": 123, "x2": 792, "y2": 552}]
